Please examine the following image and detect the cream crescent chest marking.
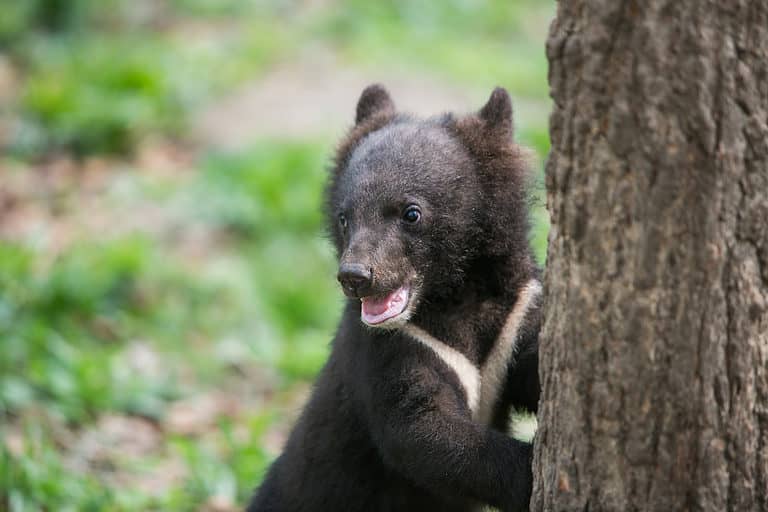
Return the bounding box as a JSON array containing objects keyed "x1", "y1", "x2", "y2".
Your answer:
[
  {"x1": 401, "y1": 278, "x2": 542, "y2": 423},
  {"x1": 402, "y1": 323, "x2": 481, "y2": 413},
  {"x1": 476, "y1": 279, "x2": 542, "y2": 424}
]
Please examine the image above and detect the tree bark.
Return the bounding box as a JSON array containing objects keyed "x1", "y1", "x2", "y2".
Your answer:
[{"x1": 532, "y1": 1, "x2": 768, "y2": 511}]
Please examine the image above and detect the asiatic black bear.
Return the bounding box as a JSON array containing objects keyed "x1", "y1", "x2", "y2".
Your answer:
[{"x1": 248, "y1": 85, "x2": 542, "y2": 512}]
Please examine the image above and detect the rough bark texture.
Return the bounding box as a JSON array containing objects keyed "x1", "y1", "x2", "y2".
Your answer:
[{"x1": 533, "y1": 1, "x2": 768, "y2": 511}]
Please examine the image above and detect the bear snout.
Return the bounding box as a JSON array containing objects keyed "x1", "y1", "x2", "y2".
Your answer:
[{"x1": 337, "y1": 262, "x2": 373, "y2": 297}]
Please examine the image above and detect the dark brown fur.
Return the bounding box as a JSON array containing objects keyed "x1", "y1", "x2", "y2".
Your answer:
[{"x1": 248, "y1": 85, "x2": 541, "y2": 512}]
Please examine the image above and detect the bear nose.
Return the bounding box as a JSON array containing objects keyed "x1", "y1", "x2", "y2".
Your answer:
[{"x1": 337, "y1": 263, "x2": 372, "y2": 296}]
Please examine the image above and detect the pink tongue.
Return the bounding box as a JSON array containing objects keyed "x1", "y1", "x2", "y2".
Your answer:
[
  {"x1": 361, "y1": 287, "x2": 409, "y2": 325},
  {"x1": 362, "y1": 295, "x2": 392, "y2": 316}
]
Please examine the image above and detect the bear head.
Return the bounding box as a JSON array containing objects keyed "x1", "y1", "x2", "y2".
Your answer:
[{"x1": 327, "y1": 85, "x2": 533, "y2": 328}]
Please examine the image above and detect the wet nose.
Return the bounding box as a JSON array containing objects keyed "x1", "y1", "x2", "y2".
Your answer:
[{"x1": 337, "y1": 263, "x2": 372, "y2": 296}]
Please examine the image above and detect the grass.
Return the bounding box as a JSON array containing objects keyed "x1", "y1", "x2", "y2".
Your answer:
[
  {"x1": 1, "y1": 1, "x2": 552, "y2": 509},
  {"x1": 308, "y1": 0, "x2": 553, "y2": 102},
  {"x1": 4, "y1": 0, "x2": 552, "y2": 158},
  {"x1": 2, "y1": 138, "x2": 548, "y2": 509},
  {"x1": 5, "y1": 1, "x2": 292, "y2": 158},
  {"x1": 1, "y1": 142, "x2": 340, "y2": 509}
]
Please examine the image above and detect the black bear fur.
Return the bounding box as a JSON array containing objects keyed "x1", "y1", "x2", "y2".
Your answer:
[{"x1": 248, "y1": 85, "x2": 542, "y2": 512}]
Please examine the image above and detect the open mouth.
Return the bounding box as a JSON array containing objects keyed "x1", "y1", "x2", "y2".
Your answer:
[{"x1": 360, "y1": 286, "x2": 410, "y2": 326}]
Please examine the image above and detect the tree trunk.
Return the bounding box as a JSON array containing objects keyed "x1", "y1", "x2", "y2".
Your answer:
[{"x1": 532, "y1": 1, "x2": 768, "y2": 511}]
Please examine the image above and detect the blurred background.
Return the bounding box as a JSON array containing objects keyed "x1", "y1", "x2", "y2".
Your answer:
[{"x1": 0, "y1": 1, "x2": 554, "y2": 509}]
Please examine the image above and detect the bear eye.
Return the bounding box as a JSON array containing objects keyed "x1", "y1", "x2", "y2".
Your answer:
[
  {"x1": 402, "y1": 205, "x2": 421, "y2": 224},
  {"x1": 338, "y1": 213, "x2": 348, "y2": 229}
]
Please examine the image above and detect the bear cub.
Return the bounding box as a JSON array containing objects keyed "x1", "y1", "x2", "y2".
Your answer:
[{"x1": 249, "y1": 85, "x2": 542, "y2": 512}]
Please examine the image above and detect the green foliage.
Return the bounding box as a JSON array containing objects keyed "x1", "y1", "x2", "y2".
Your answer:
[
  {"x1": 1, "y1": 238, "x2": 157, "y2": 422},
  {"x1": 18, "y1": 38, "x2": 186, "y2": 155},
  {"x1": 170, "y1": 0, "x2": 256, "y2": 17},
  {"x1": 1, "y1": 426, "x2": 119, "y2": 512},
  {"x1": 519, "y1": 125, "x2": 551, "y2": 160},
  {"x1": 2, "y1": 0, "x2": 553, "y2": 509},
  {"x1": 1, "y1": 141, "x2": 340, "y2": 508},
  {"x1": 6, "y1": 0, "x2": 551, "y2": 157},
  {"x1": 313, "y1": 0, "x2": 553, "y2": 98},
  {"x1": 171, "y1": 414, "x2": 273, "y2": 507},
  {"x1": 0, "y1": 0, "x2": 99, "y2": 44},
  {"x1": 189, "y1": 142, "x2": 338, "y2": 376},
  {"x1": 194, "y1": 143, "x2": 329, "y2": 238},
  {"x1": 6, "y1": 1, "x2": 288, "y2": 157},
  {"x1": 0, "y1": 1, "x2": 38, "y2": 45}
]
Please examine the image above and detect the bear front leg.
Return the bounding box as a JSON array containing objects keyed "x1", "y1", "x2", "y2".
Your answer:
[{"x1": 366, "y1": 367, "x2": 534, "y2": 512}]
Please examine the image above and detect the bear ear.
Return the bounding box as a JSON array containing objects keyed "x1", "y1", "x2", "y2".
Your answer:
[
  {"x1": 478, "y1": 87, "x2": 513, "y2": 132},
  {"x1": 355, "y1": 84, "x2": 395, "y2": 125}
]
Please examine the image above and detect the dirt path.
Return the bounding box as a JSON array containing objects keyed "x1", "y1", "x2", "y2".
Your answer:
[
  {"x1": 192, "y1": 47, "x2": 548, "y2": 150},
  {"x1": 2, "y1": 48, "x2": 549, "y2": 258}
]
